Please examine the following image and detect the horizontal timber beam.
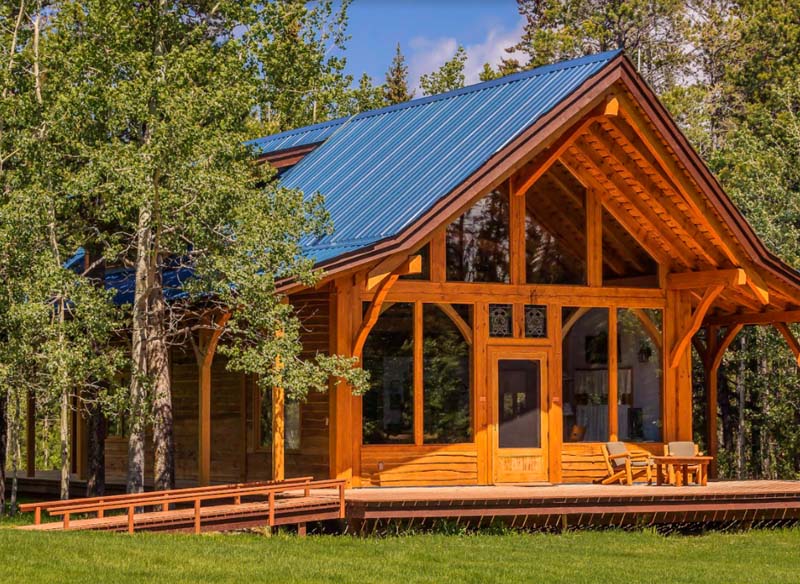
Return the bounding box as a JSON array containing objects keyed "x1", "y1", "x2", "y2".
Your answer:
[
  {"x1": 666, "y1": 268, "x2": 746, "y2": 290},
  {"x1": 705, "y1": 310, "x2": 800, "y2": 327}
]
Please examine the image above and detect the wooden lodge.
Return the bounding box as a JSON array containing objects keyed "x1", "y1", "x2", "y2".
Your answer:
[{"x1": 27, "y1": 50, "x2": 800, "y2": 492}]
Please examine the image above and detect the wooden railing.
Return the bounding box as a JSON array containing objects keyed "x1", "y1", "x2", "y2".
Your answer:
[{"x1": 19, "y1": 476, "x2": 330, "y2": 532}]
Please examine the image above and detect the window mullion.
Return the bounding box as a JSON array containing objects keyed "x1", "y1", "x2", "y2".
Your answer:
[{"x1": 414, "y1": 300, "x2": 424, "y2": 446}]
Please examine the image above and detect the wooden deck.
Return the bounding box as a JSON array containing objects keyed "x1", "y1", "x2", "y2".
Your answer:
[
  {"x1": 13, "y1": 479, "x2": 800, "y2": 534},
  {"x1": 345, "y1": 481, "x2": 800, "y2": 531}
]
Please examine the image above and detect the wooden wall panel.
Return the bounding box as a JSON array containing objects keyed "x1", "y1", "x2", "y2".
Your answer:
[
  {"x1": 360, "y1": 445, "x2": 479, "y2": 486},
  {"x1": 210, "y1": 356, "x2": 245, "y2": 483},
  {"x1": 172, "y1": 349, "x2": 199, "y2": 482}
]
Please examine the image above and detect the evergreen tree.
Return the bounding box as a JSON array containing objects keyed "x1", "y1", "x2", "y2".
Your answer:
[
  {"x1": 508, "y1": 0, "x2": 689, "y2": 94},
  {"x1": 384, "y1": 43, "x2": 413, "y2": 104},
  {"x1": 420, "y1": 46, "x2": 468, "y2": 96}
]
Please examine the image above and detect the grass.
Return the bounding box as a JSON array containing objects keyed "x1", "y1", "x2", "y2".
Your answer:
[{"x1": 1, "y1": 525, "x2": 799, "y2": 583}]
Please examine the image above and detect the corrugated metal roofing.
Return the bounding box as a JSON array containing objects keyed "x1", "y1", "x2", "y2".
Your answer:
[
  {"x1": 246, "y1": 116, "x2": 348, "y2": 155},
  {"x1": 260, "y1": 51, "x2": 621, "y2": 265}
]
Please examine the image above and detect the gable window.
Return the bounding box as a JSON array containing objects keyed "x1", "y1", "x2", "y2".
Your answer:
[
  {"x1": 446, "y1": 188, "x2": 510, "y2": 283},
  {"x1": 602, "y1": 209, "x2": 659, "y2": 288},
  {"x1": 524, "y1": 163, "x2": 587, "y2": 285}
]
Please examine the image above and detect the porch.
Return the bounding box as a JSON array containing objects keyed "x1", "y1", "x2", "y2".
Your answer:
[{"x1": 345, "y1": 480, "x2": 800, "y2": 531}]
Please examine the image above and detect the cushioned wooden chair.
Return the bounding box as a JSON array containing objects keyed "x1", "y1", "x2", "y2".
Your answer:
[
  {"x1": 664, "y1": 441, "x2": 702, "y2": 485},
  {"x1": 601, "y1": 442, "x2": 653, "y2": 485}
]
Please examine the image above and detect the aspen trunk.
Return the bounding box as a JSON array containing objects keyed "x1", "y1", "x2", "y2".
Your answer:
[
  {"x1": 151, "y1": 271, "x2": 174, "y2": 491},
  {"x1": 9, "y1": 390, "x2": 20, "y2": 515},
  {"x1": 0, "y1": 392, "x2": 6, "y2": 515},
  {"x1": 127, "y1": 205, "x2": 152, "y2": 494},
  {"x1": 736, "y1": 335, "x2": 746, "y2": 480},
  {"x1": 86, "y1": 401, "x2": 106, "y2": 497},
  {"x1": 59, "y1": 386, "x2": 69, "y2": 499}
]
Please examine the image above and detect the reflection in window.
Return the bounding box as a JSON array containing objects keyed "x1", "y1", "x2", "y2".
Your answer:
[
  {"x1": 524, "y1": 164, "x2": 587, "y2": 284},
  {"x1": 446, "y1": 189, "x2": 510, "y2": 282},
  {"x1": 423, "y1": 304, "x2": 472, "y2": 443},
  {"x1": 362, "y1": 303, "x2": 414, "y2": 444},
  {"x1": 259, "y1": 391, "x2": 301, "y2": 451},
  {"x1": 602, "y1": 209, "x2": 659, "y2": 288},
  {"x1": 562, "y1": 307, "x2": 609, "y2": 442},
  {"x1": 617, "y1": 309, "x2": 662, "y2": 441}
]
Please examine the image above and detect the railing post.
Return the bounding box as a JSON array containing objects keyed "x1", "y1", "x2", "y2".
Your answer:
[
  {"x1": 34, "y1": 507, "x2": 41, "y2": 525},
  {"x1": 98, "y1": 500, "x2": 104, "y2": 519},
  {"x1": 63, "y1": 512, "x2": 70, "y2": 530},
  {"x1": 339, "y1": 483, "x2": 345, "y2": 519},
  {"x1": 268, "y1": 491, "x2": 275, "y2": 527},
  {"x1": 194, "y1": 499, "x2": 201, "y2": 534},
  {"x1": 128, "y1": 505, "x2": 134, "y2": 534}
]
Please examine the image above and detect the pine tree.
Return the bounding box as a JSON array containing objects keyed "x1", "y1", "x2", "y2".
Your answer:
[{"x1": 384, "y1": 43, "x2": 413, "y2": 104}]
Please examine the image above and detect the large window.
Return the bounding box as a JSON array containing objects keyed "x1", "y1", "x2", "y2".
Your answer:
[
  {"x1": 562, "y1": 308, "x2": 610, "y2": 442},
  {"x1": 446, "y1": 189, "x2": 510, "y2": 283},
  {"x1": 562, "y1": 306, "x2": 663, "y2": 443},
  {"x1": 524, "y1": 164, "x2": 587, "y2": 284},
  {"x1": 616, "y1": 309, "x2": 662, "y2": 441},
  {"x1": 362, "y1": 302, "x2": 473, "y2": 446},
  {"x1": 423, "y1": 304, "x2": 472, "y2": 443},
  {"x1": 362, "y1": 303, "x2": 415, "y2": 444}
]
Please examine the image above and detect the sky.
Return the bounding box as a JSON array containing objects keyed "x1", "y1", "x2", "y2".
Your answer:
[{"x1": 343, "y1": 1, "x2": 525, "y2": 92}]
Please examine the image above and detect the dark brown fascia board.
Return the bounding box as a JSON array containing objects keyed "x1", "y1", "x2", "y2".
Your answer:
[{"x1": 257, "y1": 142, "x2": 321, "y2": 169}]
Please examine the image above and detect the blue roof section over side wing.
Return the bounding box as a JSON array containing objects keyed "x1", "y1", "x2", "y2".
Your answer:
[
  {"x1": 261, "y1": 51, "x2": 621, "y2": 265},
  {"x1": 246, "y1": 116, "x2": 349, "y2": 155}
]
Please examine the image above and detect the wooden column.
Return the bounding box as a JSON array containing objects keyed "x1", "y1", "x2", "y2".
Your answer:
[
  {"x1": 413, "y1": 301, "x2": 423, "y2": 446},
  {"x1": 271, "y1": 385, "x2": 284, "y2": 481},
  {"x1": 548, "y1": 303, "x2": 563, "y2": 483},
  {"x1": 26, "y1": 391, "x2": 35, "y2": 478},
  {"x1": 193, "y1": 312, "x2": 230, "y2": 486},
  {"x1": 607, "y1": 308, "x2": 618, "y2": 441},
  {"x1": 586, "y1": 187, "x2": 603, "y2": 287},
  {"x1": 474, "y1": 302, "x2": 490, "y2": 484},
  {"x1": 329, "y1": 277, "x2": 355, "y2": 483}
]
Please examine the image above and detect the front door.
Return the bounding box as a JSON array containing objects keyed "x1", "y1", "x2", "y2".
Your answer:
[{"x1": 489, "y1": 347, "x2": 549, "y2": 483}]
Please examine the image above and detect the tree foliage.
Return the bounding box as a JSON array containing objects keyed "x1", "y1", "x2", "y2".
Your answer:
[
  {"x1": 384, "y1": 43, "x2": 413, "y2": 105},
  {"x1": 419, "y1": 46, "x2": 468, "y2": 96}
]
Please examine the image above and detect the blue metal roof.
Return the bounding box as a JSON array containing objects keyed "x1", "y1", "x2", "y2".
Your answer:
[{"x1": 262, "y1": 51, "x2": 621, "y2": 264}]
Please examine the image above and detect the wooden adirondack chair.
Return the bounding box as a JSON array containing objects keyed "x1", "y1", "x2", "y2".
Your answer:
[{"x1": 601, "y1": 442, "x2": 653, "y2": 485}]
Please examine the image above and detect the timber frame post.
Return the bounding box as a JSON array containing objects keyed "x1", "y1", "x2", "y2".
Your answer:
[{"x1": 192, "y1": 311, "x2": 230, "y2": 486}]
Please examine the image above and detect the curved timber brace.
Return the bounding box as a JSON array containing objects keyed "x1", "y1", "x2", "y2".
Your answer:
[
  {"x1": 353, "y1": 255, "x2": 422, "y2": 358},
  {"x1": 666, "y1": 268, "x2": 750, "y2": 369}
]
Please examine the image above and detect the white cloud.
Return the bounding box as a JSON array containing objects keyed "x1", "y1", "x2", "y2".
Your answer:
[{"x1": 407, "y1": 21, "x2": 526, "y2": 93}]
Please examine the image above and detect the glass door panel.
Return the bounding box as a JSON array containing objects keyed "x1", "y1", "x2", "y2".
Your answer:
[{"x1": 498, "y1": 360, "x2": 541, "y2": 448}]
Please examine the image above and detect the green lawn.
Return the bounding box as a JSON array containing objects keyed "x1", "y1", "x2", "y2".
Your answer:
[{"x1": 1, "y1": 526, "x2": 799, "y2": 583}]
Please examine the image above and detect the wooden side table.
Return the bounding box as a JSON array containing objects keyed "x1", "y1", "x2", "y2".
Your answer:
[{"x1": 652, "y1": 456, "x2": 713, "y2": 486}]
